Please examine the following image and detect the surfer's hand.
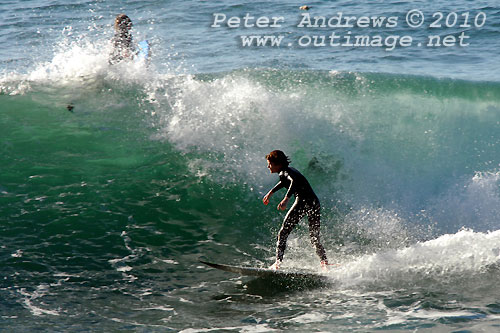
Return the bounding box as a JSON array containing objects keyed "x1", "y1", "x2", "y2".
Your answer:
[
  {"x1": 278, "y1": 197, "x2": 289, "y2": 211},
  {"x1": 263, "y1": 192, "x2": 271, "y2": 205}
]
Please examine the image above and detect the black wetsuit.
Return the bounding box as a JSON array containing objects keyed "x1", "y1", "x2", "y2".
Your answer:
[{"x1": 269, "y1": 166, "x2": 327, "y2": 262}]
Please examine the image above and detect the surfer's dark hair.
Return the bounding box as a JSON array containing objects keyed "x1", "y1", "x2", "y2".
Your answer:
[
  {"x1": 266, "y1": 150, "x2": 290, "y2": 167},
  {"x1": 115, "y1": 14, "x2": 132, "y2": 32}
]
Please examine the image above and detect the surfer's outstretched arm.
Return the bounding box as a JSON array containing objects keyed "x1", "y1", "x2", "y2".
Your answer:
[
  {"x1": 263, "y1": 190, "x2": 290, "y2": 210},
  {"x1": 263, "y1": 177, "x2": 284, "y2": 205},
  {"x1": 262, "y1": 190, "x2": 272, "y2": 205}
]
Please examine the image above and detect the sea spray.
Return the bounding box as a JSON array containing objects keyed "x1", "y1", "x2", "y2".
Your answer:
[{"x1": 155, "y1": 69, "x2": 500, "y2": 234}]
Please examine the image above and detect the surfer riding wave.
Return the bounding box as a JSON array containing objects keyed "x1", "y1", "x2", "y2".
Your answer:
[{"x1": 263, "y1": 150, "x2": 329, "y2": 271}]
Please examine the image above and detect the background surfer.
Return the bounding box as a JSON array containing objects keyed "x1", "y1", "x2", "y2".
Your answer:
[
  {"x1": 109, "y1": 13, "x2": 134, "y2": 64},
  {"x1": 263, "y1": 150, "x2": 329, "y2": 271}
]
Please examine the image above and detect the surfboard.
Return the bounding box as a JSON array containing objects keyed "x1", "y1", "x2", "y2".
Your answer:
[
  {"x1": 136, "y1": 40, "x2": 150, "y2": 62},
  {"x1": 200, "y1": 260, "x2": 328, "y2": 284}
]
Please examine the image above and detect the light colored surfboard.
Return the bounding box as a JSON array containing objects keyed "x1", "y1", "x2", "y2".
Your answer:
[{"x1": 136, "y1": 40, "x2": 150, "y2": 62}]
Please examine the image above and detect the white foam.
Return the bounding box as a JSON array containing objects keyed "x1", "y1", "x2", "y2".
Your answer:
[
  {"x1": 0, "y1": 36, "x2": 153, "y2": 97},
  {"x1": 18, "y1": 285, "x2": 60, "y2": 317},
  {"x1": 179, "y1": 324, "x2": 278, "y2": 333},
  {"x1": 330, "y1": 229, "x2": 500, "y2": 288},
  {"x1": 290, "y1": 311, "x2": 328, "y2": 324}
]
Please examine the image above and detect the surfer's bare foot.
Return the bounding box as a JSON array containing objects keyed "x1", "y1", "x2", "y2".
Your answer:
[
  {"x1": 321, "y1": 261, "x2": 340, "y2": 272},
  {"x1": 269, "y1": 261, "x2": 280, "y2": 270},
  {"x1": 320, "y1": 260, "x2": 329, "y2": 272}
]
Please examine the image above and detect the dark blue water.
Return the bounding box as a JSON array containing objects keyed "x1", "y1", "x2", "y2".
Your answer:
[{"x1": 1, "y1": 1, "x2": 500, "y2": 331}]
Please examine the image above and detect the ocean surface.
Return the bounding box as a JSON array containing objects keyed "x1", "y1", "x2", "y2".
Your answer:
[{"x1": 1, "y1": 0, "x2": 500, "y2": 331}]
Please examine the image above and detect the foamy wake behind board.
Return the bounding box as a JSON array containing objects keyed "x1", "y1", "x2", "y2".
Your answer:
[
  {"x1": 136, "y1": 40, "x2": 150, "y2": 62},
  {"x1": 200, "y1": 260, "x2": 328, "y2": 285}
]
